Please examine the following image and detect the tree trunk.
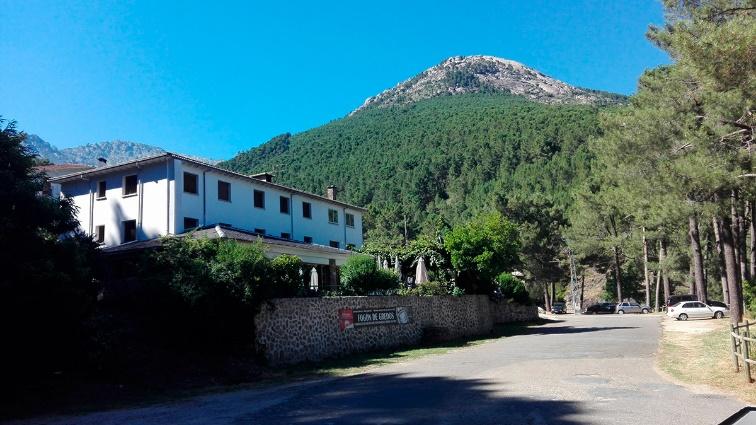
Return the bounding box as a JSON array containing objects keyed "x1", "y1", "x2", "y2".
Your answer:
[
  {"x1": 653, "y1": 271, "x2": 661, "y2": 312},
  {"x1": 660, "y1": 239, "x2": 671, "y2": 305},
  {"x1": 749, "y1": 199, "x2": 755, "y2": 280},
  {"x1": 721, "y1": 214, "x2": 743, "y2": 323},
  {"x1": 551, "y1": 282, "x2": 556, "y2": 305},
  {"x1": 743, "y1": 200, "x2": 752, "y2": 283},
  {"x1": 613, "y1": 246, "x2": 623, "y2": 302},
  {"x1": 738, "y1": 200, "x2": 749, "y2": 283},
  {"x1": 732, "y1": 191, "x2": 744, "y2": 286},
  {"x1": 689, "y1": 215, "x2": 707, "y2": 301},
  {"x1": 713, "y1": 215, "x2": 730, "y2": 304},
  {"x1": 580, "y1": 272, "x2": 585, "y2": 310},
  {"x1": 642, "y1": 227, "x2": 650, "y2": 306},
  {"x1": 543, "y1": 284, "x2": 551, "y2": 312}
]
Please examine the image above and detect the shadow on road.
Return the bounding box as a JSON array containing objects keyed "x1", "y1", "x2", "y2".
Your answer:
[
  {"x1": 522, "y1": 325, "x2": 639, "y2": 335},
  {"x1": 240, "y1": 373, "x2": 584, "y2": 425}
]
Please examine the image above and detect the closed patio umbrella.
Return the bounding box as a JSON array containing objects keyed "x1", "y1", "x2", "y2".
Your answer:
[
  {"x1": 309, "y1": 267, "x2": 319, "y2": 291},
  {"x1": 415, "y1": 257, "x2": 428, "y2": 285},
  {"x1": 383, "y1": 259, "x2": 389, "y2": 270}
]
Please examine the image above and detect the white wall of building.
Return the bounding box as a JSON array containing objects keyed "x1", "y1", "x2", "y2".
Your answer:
[
  {"x1": 59, "y1": 156, "x2": 364, "y2": 249},
  {"x1": 60, "y1": 159, "x2": 173, "y2": 246},
  {"x1": 174, "y1": 160, "x2": 363, "y2": 248}
]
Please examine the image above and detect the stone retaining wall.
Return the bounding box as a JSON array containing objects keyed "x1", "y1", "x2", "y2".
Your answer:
[{"x1": 255, "y1": 295, "x2": 537, "y2": 365}]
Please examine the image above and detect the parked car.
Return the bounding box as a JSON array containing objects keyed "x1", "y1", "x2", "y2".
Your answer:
[
  {"x1": 615, "y1": 302, "x2": 651, "y2": 314},
  {"x1": 584, "y1": 303, "x2": 616, "y2": 314},
  {"x1": 551, "y1": 302, "x2": 567, "y2": 314},
  {"x1": 666, "y1": 301, "x2": 729, "y2": 320},
  {"x1": 666, "y1": 294, "x2": 698, "y2": 307},
  {"x1": 706, "y1": 300, "x2": 728, "y2": 309}
]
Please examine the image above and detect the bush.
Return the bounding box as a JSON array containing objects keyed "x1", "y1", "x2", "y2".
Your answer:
[
  {"x1": 139, "y1": 238, "x2": 271, "y2": 352},
  {"x1": 340, "y1": 255, "x2": 400, "y2": 295},
  {"x1": 269, "y1": 254, "x2": 304, "y2": 297},
  {"x1": 399, "y1": 281, "x2": 451, "y2": 296},
  {"x1": 444, "y1": 212, "x2": 521, "y2": 294},
  {"x1": 496, "y1": 272, "x2": 531, "y2": 305}
]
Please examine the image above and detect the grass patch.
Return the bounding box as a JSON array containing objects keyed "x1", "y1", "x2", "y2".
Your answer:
[{"x1": 658, "y1": 318, "x2": 756, "y2": 403}]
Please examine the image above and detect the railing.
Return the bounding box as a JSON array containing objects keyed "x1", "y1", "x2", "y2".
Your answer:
[{"x1": 731, "y1": 321, "x2": 756, "y2": 383}]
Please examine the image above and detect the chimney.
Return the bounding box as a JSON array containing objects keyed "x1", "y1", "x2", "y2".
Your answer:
[
  {"x1": 251, "y1": 172, "x2": 274, "y2": 183},
  {"x1": 97, "y1": 157, "x2": 107, "y2": 167},
  {"x1": 326, "y1": 185, "x2": 337, "y2": 200}
]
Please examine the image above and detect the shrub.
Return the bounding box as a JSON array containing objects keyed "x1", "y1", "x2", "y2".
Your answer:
[
  {"x1": 496, "y1": 272, "x2": 531, "y2": 305},
  {"x1": 399, "y1": 281, "x2": 451, "y2": 296},
  {"x1": 269, "y1": 254, "x2": 304, "y2": 297},
  {"x1": 139, "y1": 238, "x2": 271, "y2": 352},
  {"x1": 340, "y1": 255, "x2": 400, "y2": 295},
  {"x1": 444, "y1": 212, "x2": 520, "y2": 294}
]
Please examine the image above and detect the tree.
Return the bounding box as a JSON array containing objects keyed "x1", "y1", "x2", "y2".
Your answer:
[
  {"x1": 444, "y1": 212, "x2": 520, "y2": 294},
  {"x1": 0, "y1": 118, "x2": 100, "y2": 380}
]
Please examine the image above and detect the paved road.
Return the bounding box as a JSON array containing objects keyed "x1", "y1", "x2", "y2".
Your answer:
[{"x1": 12, "y1": 315, "x2": 745, "y2": 424}]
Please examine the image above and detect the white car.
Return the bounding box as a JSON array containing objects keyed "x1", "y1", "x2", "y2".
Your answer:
[{"x1": 666, "y1": 301, "x2": 728, "y2": 320}]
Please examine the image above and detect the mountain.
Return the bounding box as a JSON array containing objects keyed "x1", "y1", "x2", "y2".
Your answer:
[
  {"x1": 25, "y1": 136, "x2": 218, "y2": 166},
  {"x1": 24, "y1": 135, "x2": 166, "y2": 166},
  {"x1": 353, "y1": 55, "x2": 625, "y2": 114},
  {"x1": 222, "y1": 94, "x2": 612, "y2": 242}
]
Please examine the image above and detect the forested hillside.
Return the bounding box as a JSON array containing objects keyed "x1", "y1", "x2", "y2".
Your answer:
[{"x1": 223, "y1": 94, "x2": 605, "y2": 239}]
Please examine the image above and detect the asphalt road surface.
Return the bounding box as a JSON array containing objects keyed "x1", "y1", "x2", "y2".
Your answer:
[{"x1": 11, "y1": 315, "x2": 745, "y2": 425}]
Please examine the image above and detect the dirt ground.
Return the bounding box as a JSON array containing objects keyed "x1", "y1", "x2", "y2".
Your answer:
[{"x1": 657, "y1": 315, "x2": 756, "y2": 403}]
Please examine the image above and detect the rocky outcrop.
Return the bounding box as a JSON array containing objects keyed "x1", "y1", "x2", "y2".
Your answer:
[{"x1": 353, "y1": 55, "x2": 624, "y2": 114}]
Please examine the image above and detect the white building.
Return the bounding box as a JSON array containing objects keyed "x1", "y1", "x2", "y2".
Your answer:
[{"x1": 51, "y1": 153, "x2": 365, "y2": 284}]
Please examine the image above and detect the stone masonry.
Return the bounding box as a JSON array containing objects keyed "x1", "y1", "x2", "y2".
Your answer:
[{"x1": 255, "y1": 295, "x2": 537, "y2": 365}]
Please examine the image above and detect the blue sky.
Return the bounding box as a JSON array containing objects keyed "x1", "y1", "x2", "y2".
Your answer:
[{"x1": 0, "y1": 0, "x2": 669, "y2": 160}]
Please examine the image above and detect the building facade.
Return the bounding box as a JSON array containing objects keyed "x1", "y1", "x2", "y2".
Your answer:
[{"x1": 51, "y1": 153, "x2": 365, "y2": 270}]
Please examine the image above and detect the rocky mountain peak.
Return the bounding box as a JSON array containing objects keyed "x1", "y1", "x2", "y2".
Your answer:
[{"x1": 352, "y1": 55, "x2": 624, "y2": 114}]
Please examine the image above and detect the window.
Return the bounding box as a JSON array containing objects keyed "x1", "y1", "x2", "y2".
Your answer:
[
  {"x1": 254, "y1": 190, "x2": 265, "y2": 208},
  {"x1": 123, "y1": 175, "x2": 138, "y2": 196},
  {"x1": 302, "y1": 202, "x2": 312, "y2": 218},
  {"x1": 329, "y1": 240, "x2": 340, "y2": 248},
  {"x1": 123, "y1": 220, "x2": 137, "y2": 243},
  {"x1": 346, "y1": 213, "x2": 355, "y2": 227},
  {"x1": 218, "y1": 180, "x2": 231, "y2": 201},
  {"x1": 97, "y1": 181, "x2": 106, "y2": 199},
  {"x1": 184, "y1": 217, "x2": 199, "y2": 229},
  {"x1": 303, "y1": 236, "x2": 313, "y2": 244},
  {"x1": 253, "y1": 228, "x2": 265, "y2": 235},
  {"x1": 281, "y1": 232, "x2": 291, "y2": 239},
  {"x1": 346, "y1": 243, "x2": 355, "y2": 250},
  {"x1": 279, "y1": 196, "x2": 290, "y2": 214},
  {"x1": 184, "y1": 172, "x2": 198, "y2": 194},
  {"x1": 95, "y1": 225, "x2": 105, "y2": 243},
  {"x1": 328, "y1": 209, "x2": 338, "y2": 224}
]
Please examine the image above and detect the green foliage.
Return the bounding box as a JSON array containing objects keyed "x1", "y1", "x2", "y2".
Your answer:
[
  {"x1": 496, "y1": 272, "x2": 531, "y2": 305},
  {"x1": 221, "y1": 93, "x2": 606, "y2": 242},
  {"x1": 339, "y1": 255, "x2": 400, "y2": 295},
  {"x1": 139, "y1": 238, "x2": 270, "y2": 351},
  {"x1": 0, "y1": 118, "x2": 100, "y2": 380},
  {"x1": 399, "y1": 281, "x2": 452, "y2": 296},
  {"x1": 444, "y1": 212, "x2": 521, "y2": 294},
  {"x1": 269, "y1": 254, "x2": 305, "y2": 297}
]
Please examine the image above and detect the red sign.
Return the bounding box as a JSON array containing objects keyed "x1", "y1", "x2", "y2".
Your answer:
[{"x1": 338, "y1": 308, "x2": 354, "y2": 331}]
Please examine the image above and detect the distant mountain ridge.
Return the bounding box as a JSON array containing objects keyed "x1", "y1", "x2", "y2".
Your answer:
[
  {"x1": 353, "y1": 55, "x2": 625, "y2": 114},
  {"x1": 24, "y1": 135, "x2": 217, "y2": 166},
  {"x1": 24, "y1": 135, "x2": 166, "y2": 166}
]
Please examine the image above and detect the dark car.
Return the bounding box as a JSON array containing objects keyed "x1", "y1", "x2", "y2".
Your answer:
[
  {"x1": 667, "y1": 294, "x2": 698, "y2": 307},
  {"x1": 706, "y1": 300, "x2": 728, "y2": 309},
  {"x1": 551, "y1": 302, "x2": 567, "y2": 314},
  {"x1": 584, "y1": 302, "x2": 616, "y2": 314}
]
